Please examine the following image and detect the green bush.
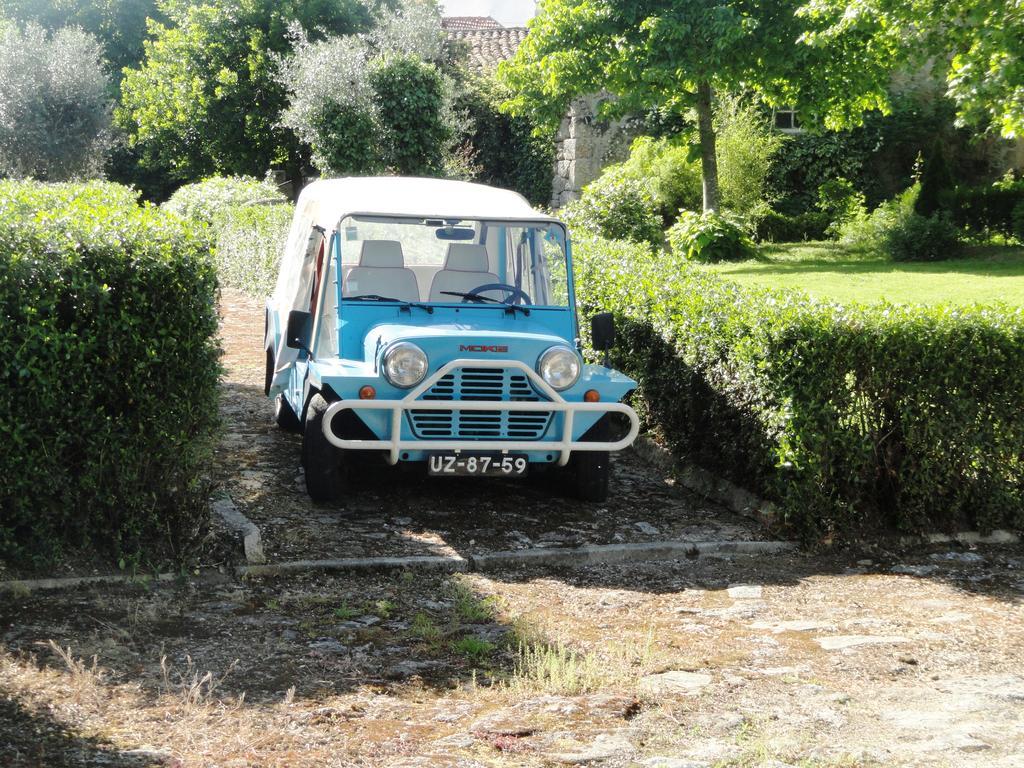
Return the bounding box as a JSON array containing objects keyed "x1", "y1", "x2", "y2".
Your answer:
[
  {"x1": 715, "y1": 95, "x2": 785, "y2": 222},
  {"x1": 0, "y1": 180, "x2": 221, "y2": 566},
  {"x1": 667, "y1": 210, "x2": 754, "y2": 262},
  {"x1": 914, "y1": 141, "x2": 955, "y2": 217},
  {"x1": 562, "y1": 171, "x2": 663, "y2": 246},
  {"x1": 816, "y1": 177, "x2": 866, "y2": 236},
  {"x1": 164, "y1": 175, "x2": 285, "y2": 227},
  {"x1": 949, "y1": 182, "x2": 1024, "y2": 239},
  {"x1": 589, "y1": 136, "x2": 701, "y2": 226},
  {"x1": 451, "y1": 75, "x2": 554, "y2": 206},
  {"x1": 211, "y1": 202, "x2": 293, "y2": 297},
  {"x1": 755, "y1": 210, "x2": 830, "y2": 243},
  {"x1": 1012, "y1": 199, "x2": 1024, "y2": 243},
  {"x1": 885, "y1": 212, "x2": 962, "y2": 262},
  {"x1": 370, "y1": 55, "x2": 449, "y2": 176},
  {"x1": 574, "y1": 233, "x2": 1024, "y2": 539},
  {"x1": 839, "y1": 185, "x2": 914, "y2": 251}
]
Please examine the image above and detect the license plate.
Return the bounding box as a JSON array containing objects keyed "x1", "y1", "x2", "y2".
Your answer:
[{"x1": 428, "y1": 452, "x2": 529, "y2": 477}]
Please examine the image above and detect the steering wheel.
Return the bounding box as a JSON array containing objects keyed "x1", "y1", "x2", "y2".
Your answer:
[{"x1": 464, "y1": 282, "x2": 532, "y2": 306}]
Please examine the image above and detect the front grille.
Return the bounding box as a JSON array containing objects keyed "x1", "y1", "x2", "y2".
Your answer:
[{"x1": 409, "y1": 367, "x2": 552, "y2": 440}]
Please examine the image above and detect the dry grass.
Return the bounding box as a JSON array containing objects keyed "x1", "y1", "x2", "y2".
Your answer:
[{"x1": 505, "y1": 623, "x2": 660, "y2": 696}]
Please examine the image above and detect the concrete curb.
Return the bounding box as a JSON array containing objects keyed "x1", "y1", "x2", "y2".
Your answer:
[
  {"x1": 0, "y1": 572, "x2": 182, "y2": 594},
  {"x1": 236, "y1": 539, "x2": 797, "y2": 579},
  {"x1": 237, "y1": 554, "x2": 470, "y2": 578},
  {"x1": 899, "y1": 530, "x2": 1020, "y2": 547},
  {"x1": 632, "y1": 435, "x2": 779, "y2": 527},
  {"x1": 212, "y1": 497, "x2": 266, "y2": 565},
  {"x1": 469, "y1": 539, "x2": 796, "y2": 571}
]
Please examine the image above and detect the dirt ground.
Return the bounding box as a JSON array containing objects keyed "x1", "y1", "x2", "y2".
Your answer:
[
  {"x1": 1, "y1": 289, "x2": 1022, "y2": 767},
  {"x1": 2, "y1": 549, "x2": 1023, "y2": 767}
]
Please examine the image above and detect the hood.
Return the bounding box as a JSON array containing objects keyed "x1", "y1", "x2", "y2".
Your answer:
[{"x1": 364, "y1": 321, "x2": 575, "y2": 370}]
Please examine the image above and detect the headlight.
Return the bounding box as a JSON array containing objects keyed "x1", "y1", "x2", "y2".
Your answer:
[
  {"x1": 382, "y1": 342, "x2": 428, "y2": 388},
  {"x1": 537, "y1": 345, "x2": 580, "y2": 390}
]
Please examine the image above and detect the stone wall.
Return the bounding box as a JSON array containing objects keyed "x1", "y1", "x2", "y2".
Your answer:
[{"x1": 550, "y1": 95, "x2": 637, "y2": 209}]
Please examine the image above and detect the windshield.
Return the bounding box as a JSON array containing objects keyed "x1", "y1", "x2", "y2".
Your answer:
[{"x1": 336, "y1": 216, "x2": 569, "y2": 308}]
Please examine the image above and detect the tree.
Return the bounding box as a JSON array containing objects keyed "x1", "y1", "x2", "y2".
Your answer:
[
  {"x1": 799, "y1": 0, "x2": 1024, "y2": 140},
  {"x1": 119, "y1": 0, "x2": 373, "y2": 184},
  {"x1": 0, "y1": 22, "x2": 114, "y2": 180},
  {"x1": 498, "y1": 0, "x2": 898, "y2": 212},
  {"x1": 0, "y1": 0, "x2": 160, "y2": 80},
  {"x1": 279, "y1": 1, "x2": 451, "y2": 176}
]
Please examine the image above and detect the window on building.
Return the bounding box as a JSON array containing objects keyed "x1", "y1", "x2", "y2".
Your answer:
[{"x1": 773, "y1": 107, "x2": 803, "y2": 133}]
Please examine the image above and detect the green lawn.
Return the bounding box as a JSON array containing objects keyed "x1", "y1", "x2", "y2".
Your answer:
[{"x1": 703, "y1": 242, "x2": 1024, "y2": 305}]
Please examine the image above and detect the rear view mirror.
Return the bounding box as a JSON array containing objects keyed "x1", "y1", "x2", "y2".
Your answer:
[
  {"x1": 591, "y1": 312, "x2": 616, "y2": 351},
  {"x1": 286, "y1": 310, "x2": 312, "y2": 352},
  {"x1": 435, "y1": 226, "x2": 476, "y2": 241}
]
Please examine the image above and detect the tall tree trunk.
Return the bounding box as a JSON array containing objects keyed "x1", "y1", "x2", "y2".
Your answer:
[{"x1": 696, "y1": 80, "x2": 719, "y2": 213}]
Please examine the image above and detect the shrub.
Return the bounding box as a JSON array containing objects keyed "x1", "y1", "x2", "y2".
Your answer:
[
  {"x1": 562, "y1": 172, "x2": 663, "y2": 246},
  {"x1": 755, "y1": 210, "x2": 830, "y2": 243},
  {"x1": 279, "y1": 2, "x2": 450, "y2": 177},
  {"x1": 164, "y1": 176, "x2": 286, "y2": 227},
  {"x1": 590, "y1": 137, "x2": 702, "y2": 226},
  {"x1": 1012, "y1": 200, "x2": 1024, "y2": 244},
  {"x1": 839, "y1": 185, "x2": 915, "y2": 252},
  {"x1": 949, "y1": 183, "x2": 1024, "y2": 239},
  {"x1": 667, "y1": 210, "x2": 755, "y2": 262},
  {"x1": 816, "y1": 177, "x2": 866, "y2": 237},
  {"x1": 369, "y1": 55, "x2": 449, "y2": 176},
  {"x1": 885, "y1": 212, "x2": 962, "y2": 262},
  {"x1": 211, "y1": 202, "x2": 293, "y2": 297},
  {"x1": 0, "y1": 22, "x2": 113, "y2": 180},
  {"x1": 0, "y1": 180, "x2": 221, "y2": 566},
  {"x1": 574, "y1": 234, "x2": 1024, "y2": 539},
  {"x1": 914, "y1": 141, "x2": 955, "y2": 217},
  {"x1": 715, "y1": 95, "x2": 785, "y2": 221},
  {"x1": 450, "y1": 76, "x2": 554, "y2": 206}
]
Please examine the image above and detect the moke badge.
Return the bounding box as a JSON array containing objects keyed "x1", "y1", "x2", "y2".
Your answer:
[{"x1": 459, "y1": 344, "x2": 508, "y2": 353}]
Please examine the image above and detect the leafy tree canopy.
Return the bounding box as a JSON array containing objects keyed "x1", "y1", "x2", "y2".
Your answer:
[
  {"x1": 0, "y1": 22, "x2": 113, "y2": 179},
  {"x1": 0, "y1": 0, "x2": 159, "y2": 76},
  {"x1": 119, "y1": 0, "x2": 374, "y2": 182},
  {"x1": 800, "y1": 0, "x2": 1024, "y2": 139},
  {"x1": 498, "y1": 0, "x2": 898, "y2": 210},
  {"x1": 498, "y1": 0, "x2": 895, "y2": 134}
]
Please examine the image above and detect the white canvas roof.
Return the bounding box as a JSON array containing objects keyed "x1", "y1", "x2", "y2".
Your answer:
[
  {"x1": 298, "y1": 176, "x2": 555, "y2": 226},
  {"x1": 267, "y1": 177, "x2": 559, "y2": 393}
]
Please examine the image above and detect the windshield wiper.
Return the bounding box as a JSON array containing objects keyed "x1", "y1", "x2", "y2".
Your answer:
[
  {"x1": 439, "y1": 291, "x2": 530, "y2": 315},
  {"x1": 346, "y1": 295, "x2": 433, "y2": 314}
]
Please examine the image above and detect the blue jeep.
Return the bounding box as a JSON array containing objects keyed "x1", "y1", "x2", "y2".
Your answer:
[{"x1": 264, "y1": 177, "x2": 638, "y2": 502}]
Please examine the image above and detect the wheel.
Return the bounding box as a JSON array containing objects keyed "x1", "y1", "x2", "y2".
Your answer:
[
  {"x1": 274, "y1": 393, "x2": 302, "y2": 432},
  {"x1": 571, "y1": 450, "x2": 610, "y2": 502},
  {"x1": 302, "y1": 394, "x2": 348, "y2": 502}
]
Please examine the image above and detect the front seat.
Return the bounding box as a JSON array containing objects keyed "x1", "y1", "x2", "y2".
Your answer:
[
  {"x1": 429, "y1": 244, "x2": 500, "y2": 302},
  {"x1": 342, "y1": 240, "x2": 420, "y2": 302}
]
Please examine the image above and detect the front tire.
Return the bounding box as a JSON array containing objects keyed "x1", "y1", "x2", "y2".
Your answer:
[{"x1": 302, "y1": 394, "x2": 348, "y2": 503}]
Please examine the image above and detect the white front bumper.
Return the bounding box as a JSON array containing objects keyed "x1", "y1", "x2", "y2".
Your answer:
[{"x1": 321, "y1": 358, "x2": 639, "y2": 466}]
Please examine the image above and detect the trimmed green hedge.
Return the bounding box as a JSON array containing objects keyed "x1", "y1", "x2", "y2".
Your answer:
[
  {"x1": 211, "y1": 202, "x2": 292, "y2": 298},
  {"x1": 0, "y1": 181, "x2": 221, "y2": 565},
  {"x1": 755, "y1": 210, "x2": 830, "y2": 243},
  {"x1": 574, "y1": 233, "x2": 1024, "y2": 539},
  {"x1": 950, "y1": 183, "x2": 1024, "y2": 239},
  {"x1": 165, "y1": 176, "x2": 293, "y2": 298}
]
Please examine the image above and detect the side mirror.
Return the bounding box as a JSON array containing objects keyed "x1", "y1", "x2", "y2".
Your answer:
[
  {"x1": 591, "y1": 312, "x2": 616, "y2": 352},
  {"x1": 285, "y1": 310, "x2": 312, "y2": 353}
]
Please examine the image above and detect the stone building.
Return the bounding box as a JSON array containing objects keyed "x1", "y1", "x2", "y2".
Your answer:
[{"x1": 445, "y1": 19, "x2": 635, "y2": 209}]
